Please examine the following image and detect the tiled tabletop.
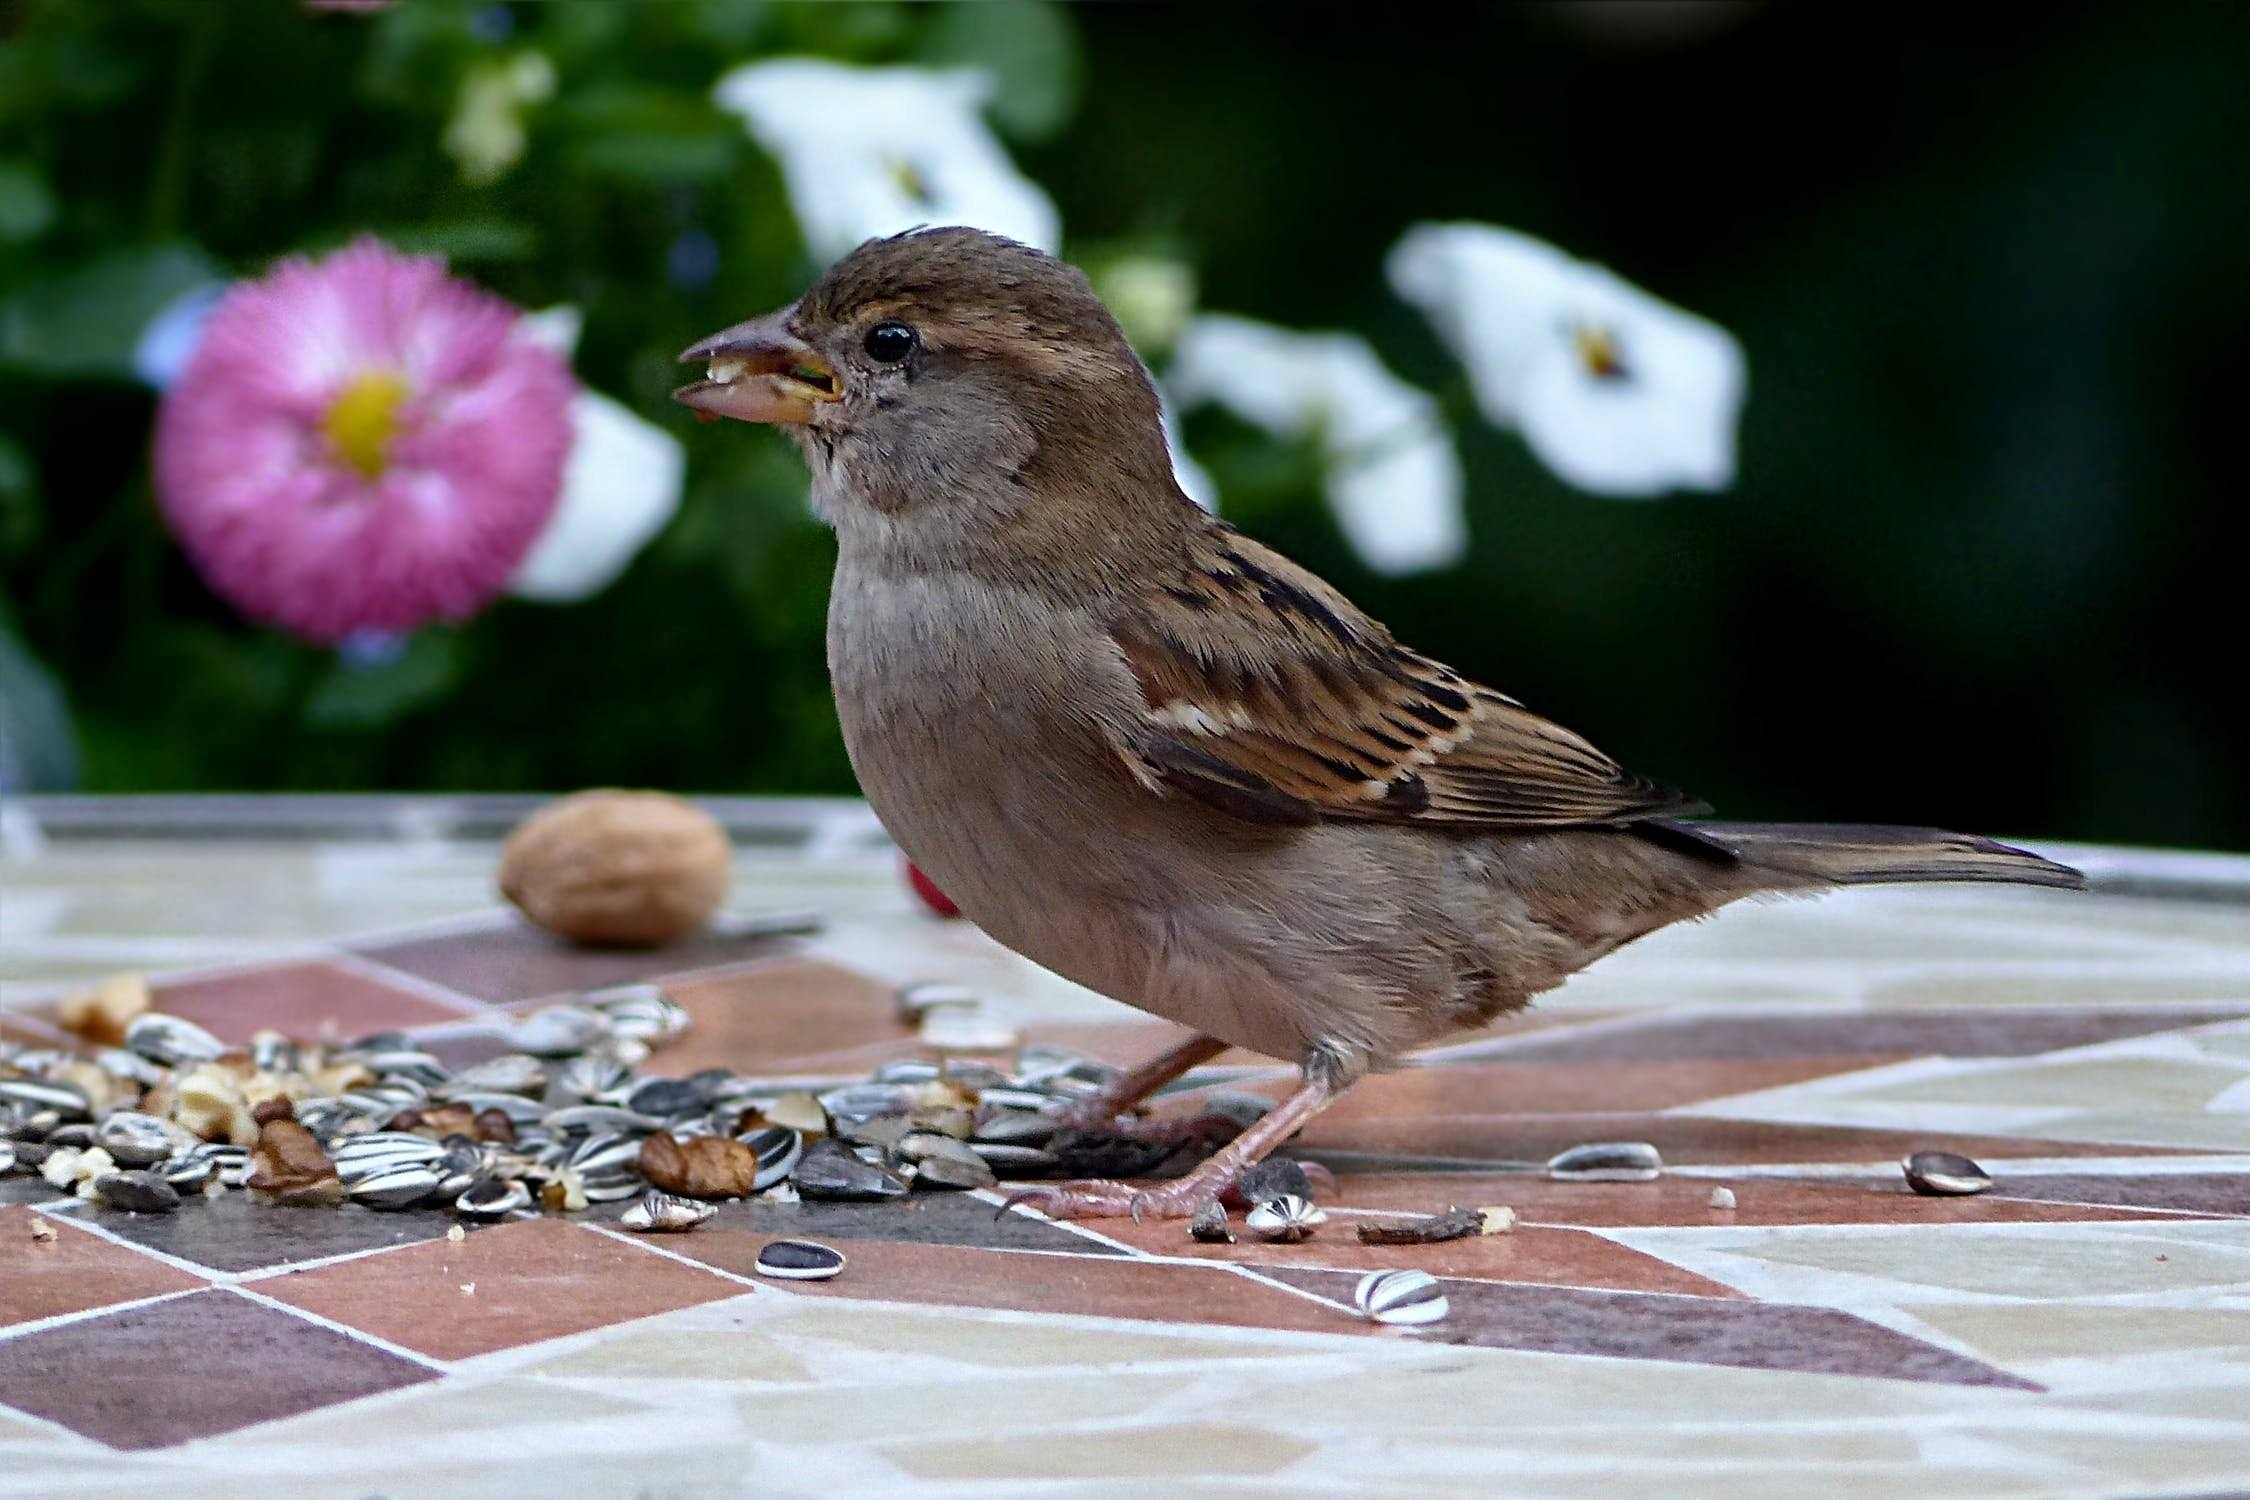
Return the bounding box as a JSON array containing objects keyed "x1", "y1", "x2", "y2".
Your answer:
[{"x1": 3, "y1": 796, "x2": 2249, "y2": 1497}]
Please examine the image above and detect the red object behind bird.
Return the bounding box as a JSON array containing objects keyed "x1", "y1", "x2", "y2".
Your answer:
[{"x1": 906, "y1": 860, "x2": 961, "y2": 918}]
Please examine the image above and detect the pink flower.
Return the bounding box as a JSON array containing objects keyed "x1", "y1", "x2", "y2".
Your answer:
[{"x1": 154, "y1": 238, "x2": 575, "y2": 643}]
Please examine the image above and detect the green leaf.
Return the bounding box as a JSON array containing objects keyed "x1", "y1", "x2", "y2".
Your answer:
[
  {"x1": 0, "y1": 241, "x2": 223, "y2": 380},
  {"x1": 917, "y1": 0, "x2": 1081, "y2": 142},
  {"x1": 0, "y1": 161, "x2": 57, "y2": 244},
  {"x1": 303, "y1": 630, "x2": 466, "y2": 730}
]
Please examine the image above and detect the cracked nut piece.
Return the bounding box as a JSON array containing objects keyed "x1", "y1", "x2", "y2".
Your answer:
[
  {"x1": 247, "y1": 1118, "x2": 343, "y2": 1206},
  {"x1": 498, "y1": 790, "x2": 731, "y2": 948},
  {"x1": 56, "y1": 974, "x2": 152, "y2": 1046},
  {"x1": 637, "y1": 1130, "x2": 761, "y2": 1199}
]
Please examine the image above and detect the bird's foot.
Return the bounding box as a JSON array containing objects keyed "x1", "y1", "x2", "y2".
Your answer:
[
  {"x1": 1049, "y1": 1100, "x2": 1245, "y2": 1148},
  {"x1": 998, "y1": 1176, "x2": 1218, "y2": 1222}
]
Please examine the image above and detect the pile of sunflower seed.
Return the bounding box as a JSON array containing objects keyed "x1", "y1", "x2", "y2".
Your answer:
[{"x1": 1, "y1": 979, "x2": 1202, "y2": 1228}]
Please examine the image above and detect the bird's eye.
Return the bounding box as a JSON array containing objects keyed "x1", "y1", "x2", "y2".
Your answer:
[{"x1": 863, "y1": 321, "x2": 917, "y2": 363}]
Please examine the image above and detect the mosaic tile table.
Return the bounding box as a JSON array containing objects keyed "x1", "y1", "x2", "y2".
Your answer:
[{"x1": 3, "y1": 796, "x2": 2248, "y2": 1499}]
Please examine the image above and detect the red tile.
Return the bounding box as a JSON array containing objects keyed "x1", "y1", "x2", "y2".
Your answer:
[
  {"x1": 0, "y1": 1208, "x2": 207, "y2": 1328},
  {"x1": 255, "y1": 1217, "x2": 741, "y2": 1359},
  {"x1": 665, "y1": 1231, "x2": 1368, "y2": 1337},
  {"x1": 650, "y1": 960, "x2": 908, "y2": 1075},
  {"x1": 1315, "y1": 1056, "x2": 1899, "y2": 1122},
  {"x1": 1091, "y1": 1214, "x2": 1741, "y2": 1296},
  {"x1": 1297, "y1": 1112, "x2": 2201, "y2": 1166},
  {"x1": 152, "y1": 960, "x2": 471, "y2": 1044}
]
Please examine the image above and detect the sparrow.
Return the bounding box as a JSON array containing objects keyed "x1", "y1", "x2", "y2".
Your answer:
[{"x1": 676, "y1": 227, "x2": 2083, "y2": 1220}]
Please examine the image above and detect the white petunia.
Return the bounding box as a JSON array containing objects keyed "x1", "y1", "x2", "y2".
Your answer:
[
  {"x1": 1387, "y1": 222, "x2": 1745, "y2": 499},
  {"x1": 1167, "y1": 315, "x2": 1465, "y2": 575},
  {"x1": 507, "y1": 308, "x2": 686, "y2": 602},
  {"x1": 713, "y1": 60, "x2": 1059, "y2": 260}
]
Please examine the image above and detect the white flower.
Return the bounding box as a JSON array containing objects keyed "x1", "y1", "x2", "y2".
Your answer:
[
  {"x1": 1387, "y1": 222, "x2": 1745, "y2": 498},
  {"x1": 506, "y1": 308, "x2": 686, "y2": 602},
  {"x1": 713, "y1": 60, "x2": 1059, "y2": 260},
  {"x1": 442, "y1": 50, "x2": 555, "y2": 186},
  {"x1": 1167, "y1": 315, "x2": 1465, "y2": 575}
]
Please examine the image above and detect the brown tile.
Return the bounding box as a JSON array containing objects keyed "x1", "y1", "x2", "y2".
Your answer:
[
  {"x1": 1266, "y1": 1268, "x2": 2041, "y2": 1388},
  {"x1": 355, "y1": 917, "x2": 804, "y2": 1005},
  {"x1": 1316, "y1": 1056, "x2": 1898, "y2": 1122},
  {"x1": 664, "y1": 1231, "x2": 1370, "y2": 1337},
  {"x1": 1326, "y1": 1172, "x2": 2222, "y2": 1229},
  {"x1": 1494, "y1": 1006, "x2": 2250, "y2": 1063},
  {"x1": 255, "y1": 1216, "x2": 742, "y2": 1359},
  {"x1": 152, "y1": 959, "x2": 472, "y2": 1044},
  {"x1": 586, "y1": 1190, "x2": 1128, "y2": 1255},
  {"x1": 86, "y1": 1186, "x2": 473, "y2": 1275},
  {"x1": 1981, "y1": 1172, "x2": 2250, "y2": 1217},
  {"x1": 0, "y1": 1288, "x2": 434, "y2": 1448},
  {"x1": 1091, "y1": 1215, "x2": 1742, "y2": 1296},
  {"x1": 648, "y1": 959, "x2": 906, "y2": 1075},
  {"x1": 0, "y1": 1208, "x2": 207, "y2": 1328},
  {"x1": 1297, "y1": 1112, "x2": 2202, "y2": 1167}
]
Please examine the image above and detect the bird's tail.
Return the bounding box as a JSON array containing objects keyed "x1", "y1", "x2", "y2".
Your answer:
[{"x1": 1654, "y1": 822, "x2": 2086, "y2": 891}]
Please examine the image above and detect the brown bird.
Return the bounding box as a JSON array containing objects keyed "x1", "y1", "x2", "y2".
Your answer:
[{"x1": 677, "y1": 227, "x2": 2082, "y2": 1220}]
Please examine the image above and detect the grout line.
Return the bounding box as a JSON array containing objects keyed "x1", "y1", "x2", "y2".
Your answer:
[
  {"x1": 576, "y1": 1220, "x2": 775, "y2": 1293},
  {"x1": 0, "y1": 1286, "x2": 209, "y2": 1346},
  {"x1": 321, "y1": 947, "x2": 500, "y2": 1019},
  {"x1": 221, "y1": 1284, "x2": 453, "y2": 1373}
]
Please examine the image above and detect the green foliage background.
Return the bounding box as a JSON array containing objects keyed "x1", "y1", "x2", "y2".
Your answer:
[{"x1": 1, "y1": 0, "x2": 2243, "y2": 849}]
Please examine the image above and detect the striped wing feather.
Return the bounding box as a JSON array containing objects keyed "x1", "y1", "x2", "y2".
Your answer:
[{"x1": 1106, "y1": 528, "x2": 1703, "y2": 830}]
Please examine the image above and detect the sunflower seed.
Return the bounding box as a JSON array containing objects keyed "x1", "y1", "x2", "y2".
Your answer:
[
  {"x1": 543, "y1": 1103, "x2": 662, "y2": 1136},
  {"x1": 972, "y1": 1108, "x2": 1058, "y2": 1146},
  {"x1": 1903, "y1": 1150, "x2": 1992, "y2": 1196},
  {"x1": 566, "y1": 1132, "x2": 645, "y2": 1175},
  {"x1": 577, "y1": 1167, "x2": 645, "y2": 1202},
  {"x1": 754, "y1": 1238, "x2": 845, "y2": 1281},
  {"x1": 918, "y1": 1007, "x2": 1020, "y2": 1053},
  {"x1": 817, "y1": 1083, "x2": 913, "y2": 1127},
  {"x1": 627, "y1": 1077, "x2": 704, "y2": 1119},
  {"x1": 0, "y1": 1142, "x2": 14, "y2": 1175},
  {"x1": 1546, "y1": 1141, "x2": 1663, "y2": 1183},
  {"x1": 94, "y1": 1170, "x2": 181, "y2": 1214},
  {"x1": 1354, "y1": 1268, "x2": 1449, "y2": 1327},
  {"x1": 739, "y1": 1126, "x2": 803, "y2": 1190},
  {"x1": 1237, "y1": 1157, "x2": 1317, "y2": 1205},
  {"x1": 618, "y1": 1189, "x2": 714, "y2": 1233},
  {"x1": 124, "y1": 1013, "x2": 224, "y2": 1068},
  {"x1": 437, "y1": 1054, "x2": 547, "y2": 1098},
  {"x1": 44, "y1": 1123, "x2": 97, "y2": 1150},
  {"x1": 588, "y1": 985, "x2": 690, "y2": 1044},
  {"x1": 711, "y1": 908, "x2": 824, "y2": 941},
  {"x1": 510, "y1": 1005, "x2": 611, "y2": 1058},
  {"x1": 447, "y1": 1092, "x2": 547, "y2": 1126},
  {"x1": 873, "y1": 1059, "x2": 944, "y2": 1085},
  {"x1": 551, "y1": 1054, "x2": 634, "y2": 1106},
  {"x1": 360, "y1": 1049, "x2": 449, "y2": 1086},
  {"x1": 975, "y1": 1087, "x2": 1053, "y2": 1112},
  {"x1": 1190, "y1": 1200, "x2": 1235, "y2": 1244},
  {"x1": 966, "y1": 1142, "x2": 1057, "y2": 1175},
  {"x1": 1245, "y1": 1194, "x2": 1325, "y2": 1242},
  {"x1": 350, "y1": 1163, "x2": 443, "y2": 1210},
  {"x1": 792, "y1": 1138, "x2": 908, "y2": 1201},
  {"x1": 250, "y1": 1032, "x2": 302, "y2": 1074},
  {"x1": 454, "y1": 1177, "x2": 531, "y2": 1217},
  {"x1": 904, "y1": 1138, "x2": 996, "y2": 1191},
  {"x1": 94, "y1": 1047, "x2": 168, "y2": 1088},
  {"x1": 756, "y1": 1091, "x2": 828, "y2": 1135},
  {"x1": 0, "y1": 1078, "x2": 90, "y2": 1120},
  {"x1": 95, "y1": 1112, "x2": 177, "y2": 1168}
]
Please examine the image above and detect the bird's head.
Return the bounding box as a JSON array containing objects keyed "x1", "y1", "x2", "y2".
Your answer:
[{"x1": 676, "y1": 228, "x2": 1184, "y2": 541}]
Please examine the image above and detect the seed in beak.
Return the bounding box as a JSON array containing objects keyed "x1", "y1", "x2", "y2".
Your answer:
[{"x1": 706, "y1": 357, "x2": 747, "y2": 385}]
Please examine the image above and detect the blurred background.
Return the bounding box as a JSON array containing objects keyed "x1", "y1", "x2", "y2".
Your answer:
[{"x1": 1, "y1": 0, "x2": 2243, "y2": 850}]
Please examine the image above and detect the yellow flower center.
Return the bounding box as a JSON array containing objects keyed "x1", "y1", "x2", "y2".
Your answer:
[
  {"x1": 1573, "y1": 324, "x2": 1630, "y2": 383},
  {"x1": 323, "y1": 371, "x2": 411, "y2": 478}
]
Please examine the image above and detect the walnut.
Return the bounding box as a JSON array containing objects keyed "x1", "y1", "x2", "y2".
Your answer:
[
  {"x1": 497, "y1": 791, "x2": 731, "y2": 948},
  {"x1": 56, "y1": 973, "x2": 150, "y2": 1046},
  {"x1": 637, "y1": 1130, "x2": 760, "y2": 1199}
]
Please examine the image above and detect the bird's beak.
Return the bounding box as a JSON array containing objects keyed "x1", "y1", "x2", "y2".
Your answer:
[{"x1": 672, "y1": 307, "x2": 840, "y2": 425}]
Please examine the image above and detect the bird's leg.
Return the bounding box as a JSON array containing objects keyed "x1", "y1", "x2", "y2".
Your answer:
[
  {"x1": 1049, "y1": 1032, "x2": 1229, "y2": 1142},
  {"x1": 1004, "y1": 1065, "x2": 1340, "y2": 1221}
]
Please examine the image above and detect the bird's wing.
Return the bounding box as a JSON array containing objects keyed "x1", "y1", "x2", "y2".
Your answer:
[{"x1": 1103, "y1": 527, "x2": 1705, "y2": 830}]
